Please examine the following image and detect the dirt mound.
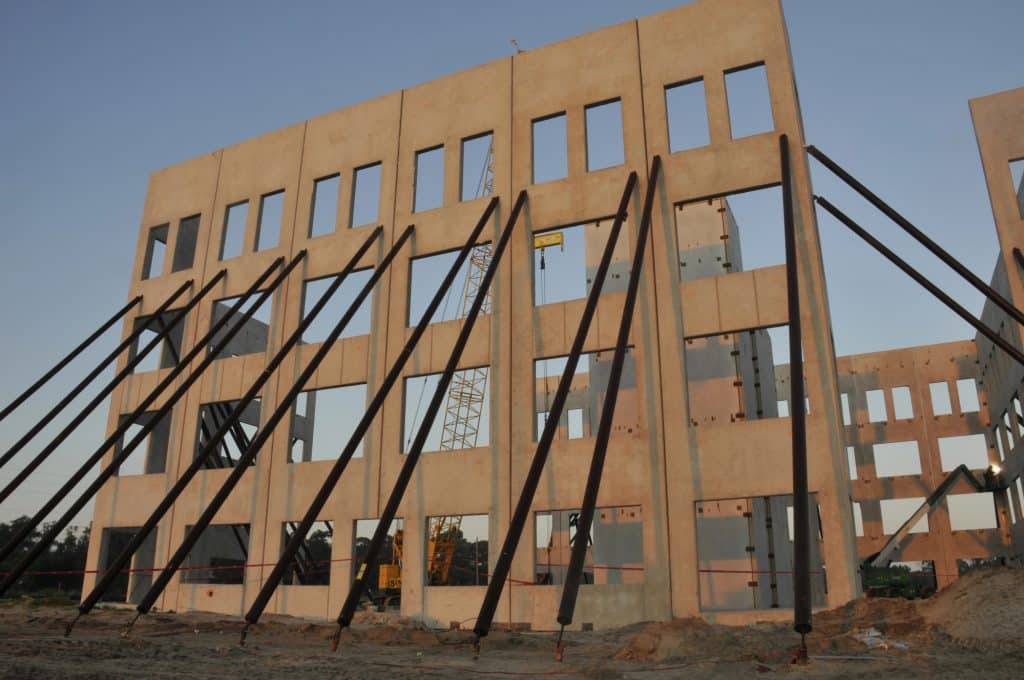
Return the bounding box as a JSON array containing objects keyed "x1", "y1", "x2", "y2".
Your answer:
[
  {"x1": 350, "y1": 616, "x2": 439, "y2": 646},
  {"x1": 920, "y1": 567, "x2": 1024, "y2": 648},
  {"x1": 613, "y1": 617, "x2": 797, "y2": 663}
]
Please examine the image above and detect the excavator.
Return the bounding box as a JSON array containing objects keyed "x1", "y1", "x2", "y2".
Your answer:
[{"x1": 860, "y1": 463, "x2": 1007, "y2": 598}]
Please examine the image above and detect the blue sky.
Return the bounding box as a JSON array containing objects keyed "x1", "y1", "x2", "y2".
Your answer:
[{"x1": 0, "y1": 1, "x2": 1022, "y2": 524}]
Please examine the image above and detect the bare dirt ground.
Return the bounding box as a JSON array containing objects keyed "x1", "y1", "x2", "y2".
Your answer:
[{"x1": 1, "y1": 567, "x2": 1022, "y2": 679}]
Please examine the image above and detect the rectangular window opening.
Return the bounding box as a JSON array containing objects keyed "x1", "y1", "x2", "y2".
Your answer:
[
  {"x1": 929, "y1": 381, "x2": 952, "y2": 416},
  {"x1": 955, "y1": 378, "x2": 980, "y2": 413},
  {"x1": 665, "y1": 78, "x2": 710, "y2": 153},
  {"x1": 194, "y1": 398, "x2": 261, "y2": 468},
  {"x1": 1010, "y1": 157, "x2": 1024, "y2": 220},
  {"x1": 407, "y1": 245, "x2": 492, "y2": 327},
  {"x1": 309, "y1": 174, "x2": 340, "y2": 238},
  {"x1": 880, "y1": 497, "x2": 928, "y2": 535},
  {"x1": 280, "y1": 520, "x2": 334, "y2": 586},
  {"x1": 840, "y1": 393, "x2": 852, "y2": 426},
  {"x1": 130, "y1": 311, "x2": 185, "y2": 373},
  {"x1": 584, "y1": 99, "x2": 624, "y2": 171},
  {"x1": 696, "y1": 494, "x2": 826, "y2": 611},
  {"x1": 847, "y1": 446, "x2": 858, "y2": 480},
  {"x1": 143, "y1": 224, "x2": 168, "y2": 280},
  {"x1": 947, "y1": 493, "x2": 998, "y2": 531},
  {"x1": 675, "y1": 185, "x2": 784, "y2": 279},
  {"x1": 353, "y1": 518, "x2": 404, "y2": 603},
  {"x1": 115, "y1": 410, "x2": 172, "y2": 476},
  {"x1": 460, "y1": 133, "x2": 494, "y2": 202},
  {"x1": 535, "y1": 349, "x2": 636, "y2": 441},
  {"x1": 403, "y1": 368, "x2": 491, "y2": 453},
  {"x1": 350, "y1": 162, "x2": 382, "y2": 228},
  {"x1": 892, "y1": 386, "x2": 914, "y2": 420},
  {"x1": 851, "y1": 501, "x2": 864, "y2": 537},
  {"x1": 289, "y1": 384, "x2": 367, "y2": 462},
  {"x1": 99, "y1": 527, "x2": 156, "y2": 604},
  {"x1": 937, "y1": 433, "x2": 989, "y2": 471},
  {"x1": 686, "y1": 325, "x2": 790, "y2": 426},
  {"x1": 256, "y1": 190, "x2": 284, "y2": 251},
  {"x1": 724, "y1": 63, "x2": 773, "y2": 139},
  {"x1": 172, "y1": 215, "x2": 200, "y2": 272},
  {"x1": 532, "y1": 113, "x2": 568, "y2": 184},
  {"x1": 208, "y1": 293, "x2": 272, "y2": 360},
  {"x1": 181, "y1": 524, "x2": 250, "y2": 585},
  {"x1": 535, "y1": 506, "x2": 643, "y2": 585},
  {"x1": 414, "y1": 145, "x2": 444, "y2": 213},
  {"x1": 866, "y1": 389, "x2": 887, "y2": 423},
  {"x1": 873, "y1": 441, "x2": 922, "y2": 477},
  {"x1": 301, "y1": 269, "x2": 373, "y2": 344},
  {"x1": 426, "y1": 514, "x2": 488, "y2": 586},
  {"x1": 220, "y1": 201, "x2": 248, "y2": 260}
]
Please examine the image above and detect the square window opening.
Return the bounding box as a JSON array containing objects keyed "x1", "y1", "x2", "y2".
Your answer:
[
  {"x1": 353, "y1": 518, "x2": 404, "y2": 601},
  {"x1": 172, "y1": 215, "x2": 200, "y2": 272},
  {"x1": 584, "y1": 99, "x2": 624, "y2": 171},
  {"x1": 310, "y1": 174, "x2": 340, "y2": 238},
  {"x1": 929, "y1": 381, "x2": 952, "y2": 416},
  {"x1": 115, "y1": 410, "x2": 172, "y2": 476},
  {"x1": 946, "y1": 493, "x2": 998, "y2": 531},
  {"x1": 220, "y1": 201, "x2": 248, "y2": 260},
  {"x1": 289, "y1": 384, "x2": 367, "y2": 462},
  {"x1": 407, "y1": 245, "x2": 492, "y2": 327},
  {"x1": 426, "y1": 514, "x2": 488, "y2": 586},
  {"x1": 665, "y1": 78, "x2": 710, "y2": 153},
  {"x1": 280, "y1": 520, "x2": 334, "y2": 586},
  {"x1": 350, "y1": 162, "x2": 382, "y2": 228},
  {"x1": 143, "y1": 224, "x2": 168, "y2": 280},
  {"x1": 880, "y1": 497, "x2": 928, "y2": 534},
  {"x1": 535, "y1": 348, "x2": 637, "y2": 441},
  {"x1": 675, "y1": 185, "x2": 784, "y2": 280},
  {"x1": 892, "y1": 386, "x2": 914, "y2": 420},
  {"x1": 403, "y1": 367, "x2": 491, "y2": 453},
  {"x1": 460, "y1": 132, "x2": 494, "y2": 202},
  {"x1": 724, "y1": 63, "x2": 773, "y2": 139},
  {"x1": 414, "y1": 145, "x2": 444, "y2": 213},
  {"x1": 181, "y1": 524, "x2": 250, "y2": 584},
  {"x1": 956, "y1": 378, "x2": 980, "y2": 413},
  {"x1": 535, "y1": 506, "x2": 643, "y2": 585},
  {"x1": 873, "y1": 441, "x2": 921, "y2": 477},
  {"x1": 194, "y1": 398, "x2": 261, "y2": 468},
  {"x1": 685, "y1": 325, "x2": 790, "y2": 426},
  {"x1": 696, "y1": 494, "x2": 826, "y2": 612},
  {"x1": 208, "y1": 293, "x2": 272, "y2": 360},
  {"x1": 937, "y1": 433, "x2": 989, "y2": 471},
  {"x1": 534, "y1": 219, "x2": 628, "y2": 306},
  {"x1": 301, "y1": 269, "x2": 373, "y2": 344},
  {"x1": 256, "y1": 190, "x2": 284, "y2": 251},
  {"x1": 866, "y1": 389, "x2": 887, "y2": 423},
  {"x1": 532, "y1": 112, "x2": 568, "y2": 184},
  {"x1": 130, "y1": 311, "x2": 185, "y2": 373}
]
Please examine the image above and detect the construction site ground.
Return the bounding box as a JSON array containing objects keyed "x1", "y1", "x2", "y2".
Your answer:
[{"x1": 1, "y1": 567, "x2": 1022, "y2": 679}]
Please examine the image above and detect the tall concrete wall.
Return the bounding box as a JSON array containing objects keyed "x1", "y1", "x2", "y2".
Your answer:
[{"x1": 86, "y1": 0, "x2": 860, "y2": 629}]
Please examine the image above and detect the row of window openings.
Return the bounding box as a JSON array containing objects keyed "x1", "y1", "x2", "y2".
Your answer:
[
  {"x1": 850, "y1": 491, "x2": 1000, "y2": 537},
  {"x1": 840, "y1": 379, "x2": 980, "y2": 426},
  {"x1": 116, "y1": 347, "x2": 636, "y2": 475},
  {"x1": 991, "y1": 396, "x2": 1024, "y2": 526},
  {"x1": 102, "y1": 507, "x2": 643, "y2": 592},
  {"x1": 140, "y1": 63, "x2": 775, "y2": 281},
  {"x1": 844, "y1": 434, "x2": 991, "y2": 481}
]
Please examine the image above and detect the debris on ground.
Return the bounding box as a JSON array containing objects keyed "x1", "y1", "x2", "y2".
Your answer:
[{"x1": 0, "y1": 567, "x2": 1022, "y2": 678}]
